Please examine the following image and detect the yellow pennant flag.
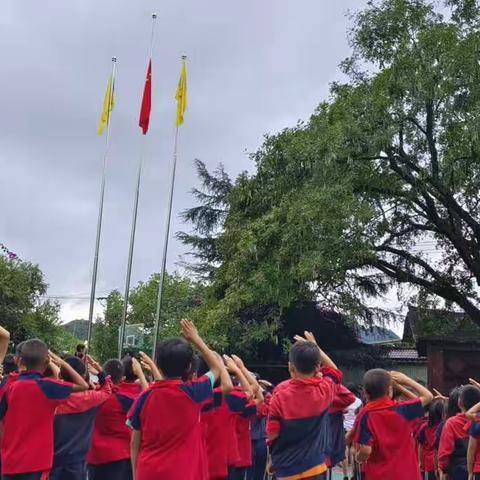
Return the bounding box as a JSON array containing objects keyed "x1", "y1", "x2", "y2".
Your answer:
[
  {"x1": 97, "y1": 75, "x2": 115, "y2": 136},
  {"x1": 175, "y1": 59, "x2": 188, "y2": 127}
]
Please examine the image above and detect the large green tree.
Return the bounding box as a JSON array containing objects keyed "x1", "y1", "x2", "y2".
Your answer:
[
  {"x1": 0, "y1": 247, "x2": 77, "y2": 351},
  {"x1": 180, "y1": 0, "x2": 480, "y2": 351}
]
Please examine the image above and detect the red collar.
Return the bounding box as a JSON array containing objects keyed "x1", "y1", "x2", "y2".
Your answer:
[
  {"x1": 364, "y1": 397, "x2": 396, "y2": 412},
  {"x1": 150, "y1": 379, "x2": 184, "y2": 390}
]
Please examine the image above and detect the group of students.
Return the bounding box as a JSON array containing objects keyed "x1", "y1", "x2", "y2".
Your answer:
[{"x1": 0, "y1": 321, "x2": 479, "y2": 480}]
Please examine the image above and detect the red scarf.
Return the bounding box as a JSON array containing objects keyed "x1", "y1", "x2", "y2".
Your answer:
[{"x1": 364, "y1": 397, "x2": 396, "y2": 412}]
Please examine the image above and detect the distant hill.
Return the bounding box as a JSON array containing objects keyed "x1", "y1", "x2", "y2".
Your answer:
[{"x1": 63, "y1": 319, "x2": 89, "y2": 341}]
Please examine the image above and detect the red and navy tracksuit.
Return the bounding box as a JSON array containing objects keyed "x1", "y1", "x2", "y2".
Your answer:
[
  {"x1": 87, "y1": 382, "x2": 141, "y2": 480},
  {"x1": 418, "y1": 421, "x2": 441, "y2": 480},
  {"x1": 438, "y1": 413, "x2": 470, "y2": 480},
  {"x1": 127, "y1": 374, "x2": 214, "y2": 480},
  {"x1": 50, "y1": 377, "x2": 113, "y2": 480},
  {"x1": 266, "y1": 368, "x2": 342, "y2": 479},
  {"x1": 326, "y1": 384, "x2": 355, "y2": 470},
  {"x1": 355, "y1": 398, "x2": 425, "y2": 480},
  {"x1": 0, "y1": 371, "x2": 74, "y2": 480}
]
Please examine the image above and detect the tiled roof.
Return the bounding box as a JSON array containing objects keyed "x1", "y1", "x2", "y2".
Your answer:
[{"x1": 383, "y1": 348, "x2": 427, "y2": 363}]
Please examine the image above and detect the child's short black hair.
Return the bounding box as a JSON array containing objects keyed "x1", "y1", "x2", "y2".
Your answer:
[
  {"x1": 155, "y1": 338, "x2": 193, "y2": 379},
  {"x1": 460, "y1": 385, "x2": 480, "y2": 410},
  {"x1": 289, "y1": 342, "x2": 321, "y2": 375},
  {"x1": 447, "y1": 387, "x2": 462, "y2": 418},
  {"x1": 346, "y1": 382, "x2": 361, "y2": 398},
  {"x1": 103, "y1": 359, "x2": 124, "y2": 384},
  {"x1": 363, "y1": 369, "x2": 392, "y2": 401},
  {"x1": 3, "y1": 354, "x2": 17, "y2": 375},
  {"x1": 62, "y1": 356, "x2": 87, "y2": 383},
  {"x1": 19, "y1": 339, "x2": 49, "y2": 371},
  {"x1": 121, "y1": 355, "x2": 137, "y2": 383},
  {"x1": 428, "y1": 399, "x2": 445, "y2": 427}
]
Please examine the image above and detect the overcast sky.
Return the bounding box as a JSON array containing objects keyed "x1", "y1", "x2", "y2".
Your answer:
[{"x1": 1, "y1": 0, "x2": 373, "y2": 323}]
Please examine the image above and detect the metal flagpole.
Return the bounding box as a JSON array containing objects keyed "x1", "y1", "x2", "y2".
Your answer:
[
  {"x1": 85, "y1": 56, "x2": 117, "y2": 355},
  {"x1": 152, "y1": 126, "x2": 180, "y2": 359},
  {"x1": 118, "y1": 13, "x2": 157, "y2": 358}
]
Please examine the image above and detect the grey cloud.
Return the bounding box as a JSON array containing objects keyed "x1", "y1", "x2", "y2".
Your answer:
[{"x1": 0, "y1": 0, "x2": 366, "y2": 321}]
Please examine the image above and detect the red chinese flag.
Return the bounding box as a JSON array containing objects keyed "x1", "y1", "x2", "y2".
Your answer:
[{"x1": 139, "y1": 59, "x2": 152, "y2": 135}]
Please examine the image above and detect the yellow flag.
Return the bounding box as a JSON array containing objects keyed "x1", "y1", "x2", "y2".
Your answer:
[
  {"x1": 97, "y1": 75, "x2": 115, "y2": 135},
  {"x1": 175, "y1": 60, "x2": 188, "y2": 127}
]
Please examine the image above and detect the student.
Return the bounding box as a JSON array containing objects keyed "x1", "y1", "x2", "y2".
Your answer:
[
  {"x1": 342, "y1": 384, "x2": 362, "y2": 480},
  {"x1": 229, "y1": 355, "x2": 263, "y2": 480},
  {"x1": 439, "y1": 385, "x2": 480, "y2": 480},
  {"x1": 266, "y1": 331, "x2": 342, "y2": 480},
  {"x1": 326, "y1": 383, "x2": 356, "y2": 476},
  {"x1": 465, "y1": 393, "x2": 480, "y2": 480},
  {"x1": 128, "y1": 319, "x2": 222, "y2": 480},
  {"x1": 0, "y1": 340, "x2": 88, "y2": 480},
  {"x1": 431, "y1": 387, "x2": 460, "y2": 478},
  {"x1": 355, "y1": 369, "x2": 433, "y2": 480},
  {"x1": 51, "y1": 356, "x2": 114, "y2": 480},
  {"x1": 247, "y1": 378, "x2": 272, "y2": 480},
  {"x1": 87, "y1": 356, "x2": 147, "y2": 480},
  {"x1": 200, "y1": 355, "x2": 236, "y2": 480},
  {"x1": 418, "y1": 399, "x2": 445, "y2": 480}
]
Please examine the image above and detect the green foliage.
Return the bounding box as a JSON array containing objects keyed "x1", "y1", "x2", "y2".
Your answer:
[
  {"x1": 91, "y1": 290, "x2": 123, "y2": 362},
  {"x1": 178, "y1": 0, "x2": 480, "y2": 356},
  {"x1": 0, "y1": 252, "x2": 72, "y2": 350},
  {"x1": 92, "y1": 274, "x2": 205, "y2": 362}
]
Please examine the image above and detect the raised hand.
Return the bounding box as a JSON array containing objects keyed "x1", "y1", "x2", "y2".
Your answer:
[
  {"x1": 180, "y1": 319, "x2": 201, "y2": 344},
  {"x1": 223, "y1": 354, "x2": 240, "y2": 374}
]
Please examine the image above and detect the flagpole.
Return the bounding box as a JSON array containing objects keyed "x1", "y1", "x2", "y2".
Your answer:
[
  {"x1": 85, "y1": 56, "x2": 117, "y2": 355},
  {"x1": 152, "y1": 126, "x2": 180, "y2": 359},
  {"x1": 118, "y1": 13, "x2": 157, "y2": 359}
]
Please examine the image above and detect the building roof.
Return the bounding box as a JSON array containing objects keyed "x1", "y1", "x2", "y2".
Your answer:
[
  {"x1": 384, "y1": 348, "x2": 426, "y2": 362},
  {"x1": 356, "y1": 325, "x2": 401, "y2": 345}
]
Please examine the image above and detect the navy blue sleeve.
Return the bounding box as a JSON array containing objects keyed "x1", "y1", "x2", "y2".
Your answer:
[
  {"x1": 126, "y1": 390, "x2": 152, "y2": 431},
  {"x1": 357, "y1": 413, "x2": 372, "y2": 446},
  {"x1": 435, "y1": 422, "x2": 444, "y2": 450},
  {"x1": 418, "y1": 426, "x2": 426, "y2": 445},
  {"x1": 181, "y1": 375, "x2": 213, "y2": 404},
  {"x1": 226, "y1": 392, "x2": 248, "y2": 413},
  {"x1": 36, "y1": 379, "x2": 73, "y2": 401},
  {"x1": 470, "y1": 421, "x2": 480, "y2": 439},
  {"x1": 116, "y1": 393, "x2": 135, "y2": 414},
  {"x1": 394, "y1": 399, "x2": 424, "y2": 422}
]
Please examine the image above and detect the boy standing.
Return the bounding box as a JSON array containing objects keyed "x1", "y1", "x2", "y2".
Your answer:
[
  {"x1": 51, "y1": 356, "x2": 114, "y2": 480},
  {"x1": 355, "y1": 369, "x2": 433, "y2": 480},
  {"x1": 0, "y1": 340, "x2": 88, "y2": 480},
  {"x1": 87, "y1": 356, "x2": 147, "y2": 480},
  {"x1": 266, "y1": 331, "x2": 342, "y2": 480},
  {"x1": 439, "y1": 385, "x2": 480, "y2": 480},
  {"x1": 128, "y1": 319, "x2": 221, "y2": 480}
]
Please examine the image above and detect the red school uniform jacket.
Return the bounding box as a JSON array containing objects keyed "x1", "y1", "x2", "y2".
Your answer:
[
  {"x1": 127, "y1": 375, "x2": 214, "y2": 480},
  {"x1": 355, "y1": 397, "x2": 424, "y2": 480},
  {"x1": 53, "y1": 378, "x2": 113, "y2": 468},
  {"x1": 201, "y1": 387, "x2": 251, "y2": 480},
  {"x1": 469, "y1": 419, "x2": 480, "y2": 474},
  {"x1": 438, "y1": 413, "x2": 470, "y2": 477},
  {"x1": 266, "y1": 368, "x2": 342, "y2": 479},
  {"x1": 0, "y1": 371, "x2": 74, "y2": 476},
  {"x1": 418, "y1": 422, "x2": 441, "y2": 472},
  {"x1": 232, "y1": 388, "x2": 257, "y2": 469},
  {"x1": 87, "y1": 381, "x2": 141, "y2": 465}
]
